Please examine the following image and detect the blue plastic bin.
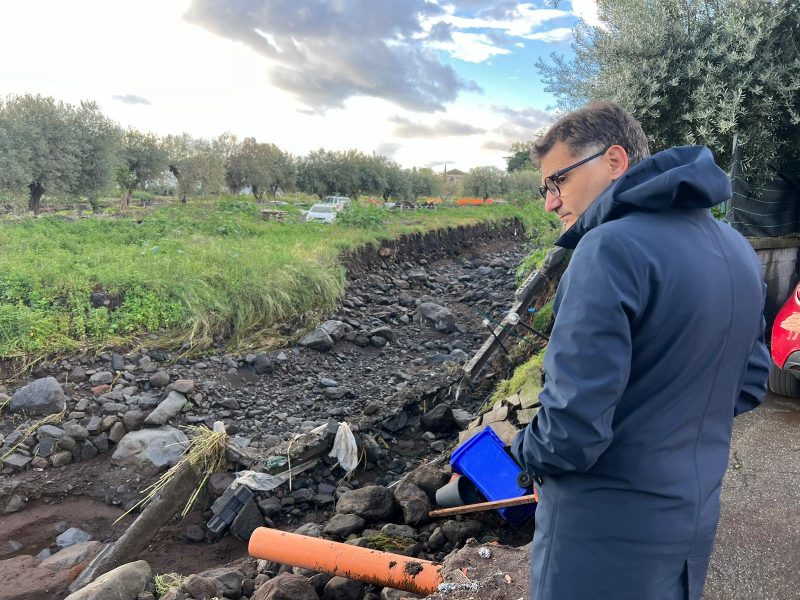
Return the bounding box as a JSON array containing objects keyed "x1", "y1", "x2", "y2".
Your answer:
[{"x1": 450, "y1": 426, "x2": 536, "y2": 525}]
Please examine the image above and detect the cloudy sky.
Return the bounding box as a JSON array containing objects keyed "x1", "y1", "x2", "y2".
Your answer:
[{"x1": 0, "y1": 0, "x2": 599, "y2": 171}]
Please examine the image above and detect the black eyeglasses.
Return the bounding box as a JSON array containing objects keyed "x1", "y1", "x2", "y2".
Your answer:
[{"x1": 538, "y1": 147, "x2": 609, "y2": 200}]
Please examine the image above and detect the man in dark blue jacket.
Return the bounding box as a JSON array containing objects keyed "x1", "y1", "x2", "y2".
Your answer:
[{"x1": 511, "y1": 102, "x2": 770, "y2": 600}]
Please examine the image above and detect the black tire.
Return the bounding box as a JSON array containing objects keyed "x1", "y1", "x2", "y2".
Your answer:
[{"x1": 768, "y1": 362, "x2": 800, "y2": 397}]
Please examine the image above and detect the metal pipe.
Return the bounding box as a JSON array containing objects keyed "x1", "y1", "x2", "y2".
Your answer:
[{"x1": 248, "y1": 527, "x2": 444, "y2": 595}]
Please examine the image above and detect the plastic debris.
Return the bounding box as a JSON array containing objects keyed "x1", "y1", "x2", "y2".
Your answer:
[{"x1": 328, "y1": 421, "x2": 359, "y2": 473}]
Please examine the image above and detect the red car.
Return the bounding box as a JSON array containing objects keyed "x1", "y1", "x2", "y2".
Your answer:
[{"x1": 770, "y1": 282, "x2": 800, "y2": 396}]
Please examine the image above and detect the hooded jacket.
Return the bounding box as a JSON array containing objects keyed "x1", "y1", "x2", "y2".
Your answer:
[{"x1": 511, "y1": 146, "x2": 770, "y2": 600}]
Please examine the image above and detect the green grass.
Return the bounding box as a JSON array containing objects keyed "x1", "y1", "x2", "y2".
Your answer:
[
  {"x1": 491, "y1": 350, "x2": 545, "y2": 405},
  {"x1": 0, "y1": 195, "x2": 555, "y2": 360}
]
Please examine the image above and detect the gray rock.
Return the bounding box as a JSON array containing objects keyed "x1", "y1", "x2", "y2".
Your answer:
[
  {"x1": 2, "y1": 453, "x2": 31, "y2": 471},
  {"x1": 111, "y1": 427, "x2": 188, "y2": 475},
  {"x1": 180, "y1": 574, "x2": 217, "y2": 600},
  {"x1": 58, "y1": 435, "x2": 77, "y2": 451},
  {"x1": 123, "y1": 410, "x2": 145, "y2": 431},
  {"x1": 81, "y1": 440, "x2": 99, "y2": 461},
  {"x1": 200, "y1": 567, "x2": 244, "y2": 599},
  {"x1": 323, "y1": 513, "x2": 366, "y2": 538},
  {"x1": 257, "y1": 496, "x2": 282, "y2": 517},
  {"x1": 407, "y1": 466, "x2": 450, "y2": 502},
  {"x1": 148, "y1": 370, "x2": 170, "y2": 388},
  {"x1": 324, "y1": 576, "x2": 364, "y2": 600},
  {"x1": 143, "y1": 391, "x2": 186, "y2": 426},
  {"x1": 51, "y1": 450, "x2": 73, "y2": 468},
  {"x1": 253, "y1": 354, "x2": 274, "y2": 374},
  {"x1": 36, "y1": 547, "x2": 52, "y2": 559},
  {"x1": 89, "y1": 371, "x2": 113, "y2": 385},
  {"x1": 252, "y1": 573, "x2": 317, "y2": 600},
  {"x1": 441, "y1": 519, "x2": 483, "y2": 545},
  {"x1": 298, "y1": 328, "x2": 335, "y2": 351},
  {"x1": 10, "y1": 377, "x2": 66, "y2": 416},
  {"x1": 64, "y1": 422, "x2": 90, "y2": 440},
  {"x1": 40, "y1": 540, "x2": 102, "y2": 570},
  {"x1": 322, "y1": 386, "x2": 350, "y2": 400},
  {"x1": 69, "y1": 367, "x2": 88, "y2": 382},
  {"x1": 56, "y1": 527, "x2": 91, "y2": 548},
  {"x1": 319, "y1": 319, "x2": 349, "y2": 341},
  {"x1": 64, "y1": 560, "x2": 152, "y2": 600},
  {"x1": 1, "y1": 493, "x2": 26, "y2": 514},
  {"x1": 86, "y1": 415, "x2": 103, "y2": 434},
  {"x1": 293, "y1": 522, "x2": 323, "y2": 538},
  {"x1": 173, "y1": 379, "x2": 195, "y2": 394},
  {"x1": 414, "y1": 302, "x2": 457, "y2": 333},
  {"x1": 208, "y1": 472, "x2": 236, "y2": 497},
  {"x1": 427, "y1": 527, "x2": 446, "y2": 550},
  {"x1": 109, "y1": 422, "x2": 127, "y2": 443},
  {"x1": 381, "y1": 523, "x2": 417, "y2": 539},
  {"x1": 335, "y1": 485, "x2": 396, "y2": 521},
  {"x1": 37, "y1": 424, "x2": 66, "y2": 439},
  {"x1": 393, "y1": 481, "x2": 430, "y2": 526},
  {"x1": 420, "y1": 404, "x2": 456, "y2": 433},
  {"x1": 34, "y1": 437, "x2": 57, "y2": 458},
  {"x1": 369, "y1": 325, "x2": 395, "y2": 341}
]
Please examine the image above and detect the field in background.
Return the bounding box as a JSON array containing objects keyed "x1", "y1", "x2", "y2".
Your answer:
[{"x1": 0, "y1": 195, "x2": 558, "y2": 361}]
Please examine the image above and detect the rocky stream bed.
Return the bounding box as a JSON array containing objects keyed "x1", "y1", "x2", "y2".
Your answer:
[{"x1": 0, "y1": 219, "x2": 543, "y2": 600}]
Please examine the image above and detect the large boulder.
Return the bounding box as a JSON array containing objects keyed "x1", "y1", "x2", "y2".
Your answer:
[
  {"x1": 414, "y1": 302, "x2": 457, "y2": 333},
  {"x1": 40, "y1": 541, "x2": 102, "y2": 570},
  {"x1": 406, "y1": 466, "x2": 450, "y2": 503},
  {"x1": 393, "y1": 481, "x2": 430, "y2": 526},
  {"x1": 253, "y1": 573, "x2": 318, "y2": 600},
  {"x1": 111, "y1": 426, "x2": 188, "y2": 475},
  {"x1": 324, "y1": 576, "x2": 364, "y2": 600},
  {"x1": 319, "y1": 320, "x2": 349, "y2": 341},
  {"x1": 10, "y1": 377, "x2": 66, "y2": 416},
  {"x1": 335, "y1": 486, "x2": 396, "y2": 521},
  {"x1": 298, "y1": 328, "x2": 335, "y2": 351},
  {"x1": 64, "y1": 560, "x2": 151, "y2": 600},
  {"x1": 420, "y1": 404, "x2": 457, "y2": 432},
  {"x1": 323, "y1": 513, "x2": 366, "y2": 538},
  {"x1": 143, "y1": 391, "x2": 186, "y2": 426},
  {"x1": 200, "y1": 567, "x2": 244, "y2": 599}
]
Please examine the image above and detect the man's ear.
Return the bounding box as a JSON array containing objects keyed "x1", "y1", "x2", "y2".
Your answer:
[{"x1": 607, "y1": 145, "x2": 629, "y2": 180}]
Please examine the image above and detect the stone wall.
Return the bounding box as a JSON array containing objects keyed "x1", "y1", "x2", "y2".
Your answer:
[{"x1": 751, "y1": 238, "x2": 800, "y2": 330}]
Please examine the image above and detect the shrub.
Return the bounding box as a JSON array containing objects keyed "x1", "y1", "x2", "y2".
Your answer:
[{"x1": 336, "y1": 202, "x2": 388, "y2": 229}]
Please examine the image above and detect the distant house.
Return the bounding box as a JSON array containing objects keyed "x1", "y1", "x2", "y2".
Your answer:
[{"x1": 443, "y1": 168, "x2": 466, "y2": 186}]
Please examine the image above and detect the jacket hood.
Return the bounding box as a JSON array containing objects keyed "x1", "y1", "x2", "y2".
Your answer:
[{"x1": 556, "y1": 146, "x2": 730, "y2": 249}]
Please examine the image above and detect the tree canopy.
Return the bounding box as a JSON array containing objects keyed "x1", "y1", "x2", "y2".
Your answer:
[{"x1": 537, "y1": 0, "x2": 800, "y2": 182}]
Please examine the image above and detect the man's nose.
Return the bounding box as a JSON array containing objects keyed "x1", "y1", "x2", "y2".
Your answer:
[{"x1": 544, "y1": 190, "x2": 561, "y2": 213}]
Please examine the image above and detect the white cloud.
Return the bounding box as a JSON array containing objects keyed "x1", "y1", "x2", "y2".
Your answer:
[
  {"x1": 522, "y1": 27, "x2": 573, "y2": 42},
  {"x1": 428, "y1": 5, "x2": 569, "y2": 37},
  {"x1": 570, "y1": 0, "x2": 602, "y2": 28},
  {"x1": 429, "y1": 31, "x2": 511, "y2": 63}
]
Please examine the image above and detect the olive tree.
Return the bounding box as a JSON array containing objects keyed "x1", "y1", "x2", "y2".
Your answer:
[
  {"x1": 226, "y1": 138, "x2": 295, "y2": 202},
  {"x1": 116, "y1": 128, "x2": 168, "y2": 210},
  {"x1": 0, "y1": 95, "x2": 118, "y2": 214},
  {"x1": 463, "y1": 166, "x2": 506, "y2": 200},
  {"x1": 537, "y1": 0, "x2": 800, "y2": 182},
  {"x1": 164, "y1": 134, "x2": 226, "y2": 202}
]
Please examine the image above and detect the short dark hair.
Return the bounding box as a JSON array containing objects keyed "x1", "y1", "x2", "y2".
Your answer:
[{"x1": 533, "y1": 101, "x2": 650, "y2": 166}]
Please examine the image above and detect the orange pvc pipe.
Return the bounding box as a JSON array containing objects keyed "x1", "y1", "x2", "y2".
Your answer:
[{"x1": 248, "y1": 527, "x2": 444, "y2": 595}]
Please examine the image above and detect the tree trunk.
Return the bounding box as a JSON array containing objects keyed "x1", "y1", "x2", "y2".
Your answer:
[
  {"x1": 28, "y1": 182, "x2": 44, "y2": 214},
  {"x1": 253, "y1": 187, "x2": 264, "y2": 203},
  {"x1": 121, "y1": 188, "x2": 133, "y2": 211}
]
